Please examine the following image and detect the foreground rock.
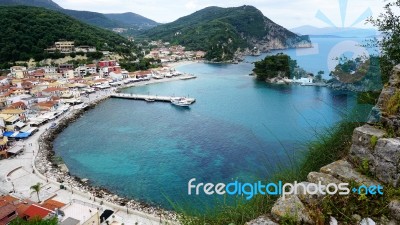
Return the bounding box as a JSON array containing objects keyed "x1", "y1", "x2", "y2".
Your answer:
[
  {"x1": 271, "y1": 195, "x2": 313, "y2": 224},
  {"x1": 320, "y1": 160, "x2": 379, "y2": 186},
  {"x1": 245, "y1": 215, "x2": 278, "y2": 225},
  {"x1": 389, "y1": 200, "x2": 400, "y2": 221}
]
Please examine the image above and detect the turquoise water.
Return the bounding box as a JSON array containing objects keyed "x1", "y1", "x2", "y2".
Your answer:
[{"x1": 54, "y1": 38, "x2": 375, "y2": 209}]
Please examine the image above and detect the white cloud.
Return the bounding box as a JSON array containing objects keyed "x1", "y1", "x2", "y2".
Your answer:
[
  {"x1": 52, "y1": 0, "x2": 386, "y2": 28},
  {"x1": 185, "y1": 0, "x2": 198, "y2": 10}
]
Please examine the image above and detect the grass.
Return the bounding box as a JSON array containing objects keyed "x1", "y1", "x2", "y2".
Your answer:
[
  {"x1": 370, "y1": 135, "x2": 378, "y2": 149},
  {"x1": 384, "y1": 91, "x2": 400, "y2": 115},
  {"x1": 315, "y1": 179, "x2": 400, "y2": 224},
  {"x1": 174, "y1": 120, "x2": 363, "y2": 225}
]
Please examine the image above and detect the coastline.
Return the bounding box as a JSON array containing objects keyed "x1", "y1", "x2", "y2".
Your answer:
[
  {"x1": 31, "y1": 73, "x2": 201, "y2": 221},
  {"x1": 164, "y1": 59, "x2": 200, "y2": 69},
  {"x1": 34, "y1": 94, "x2": 178, "y2": 222}
]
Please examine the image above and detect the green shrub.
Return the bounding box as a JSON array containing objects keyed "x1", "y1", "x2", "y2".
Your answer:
[{"x1": 384, "y1": 91, "x2": 400, "y2": 115}]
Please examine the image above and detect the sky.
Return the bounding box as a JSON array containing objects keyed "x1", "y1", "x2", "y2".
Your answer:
[{"x1": 52, "y1": 0, "x2": 386, "y2": 28}]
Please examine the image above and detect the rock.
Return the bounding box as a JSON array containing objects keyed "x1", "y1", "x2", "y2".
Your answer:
[
  {"x1": 352, "y1": 125, "x2": 386, "y2": 148},
  {"x1": 329, "y1": 217, "x2": 338, "y2": 225},
  {"x1": 291, "y1": 182, "x2": 325, "y2": 205},
  {"x1": 378, "y1": 215, "x2": 397, "y2": 225},
  {"x1": 373, "y1": 138, "x2": 400, "y2": 187},
  {"x1": 349, "y1": 125, "x2": 386, "y2": 166},
  {"x1": 245, "y1": 215, "x2": 278, "y2": 225},
  {"x1": 360, "y1": 218, "x2": 375, "y2": 225},
  {"x1": 368, "y1": 106, "x2": 382, "y2": 124},
  {"x1": 307, "y1": 172, "x2": 343, "y2": 186},
  {"x1": 320, "y1": 160, "x2": 379, "y2": 186},
  {"x1": 352, "y1": 214, "x2": 362, "y2": 223},
  {"x1": 389, "y1": 200, "x2": 400, "y2": 221},
  {"x1": 271, "y1": 195, "x2": 313, "y2": 224}
]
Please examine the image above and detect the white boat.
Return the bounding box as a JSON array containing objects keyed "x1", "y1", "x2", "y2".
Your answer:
[
  {"x1": 171, "y1": 98, "x2": 191, "y2": 107},
  {"x1": 145, "y1": 97, "x2": 155, "y2": 102}
]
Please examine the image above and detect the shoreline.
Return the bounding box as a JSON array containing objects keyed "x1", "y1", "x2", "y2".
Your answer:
[
  {"x1": 34, "y1": 95, "x2": 178, "y2": 221},
  {"x1": 31, "y1": 74, "x2": 201, "y2": 223},
  {"x1": 164, "y1": 60, "x2": 200, "y2": 69}
]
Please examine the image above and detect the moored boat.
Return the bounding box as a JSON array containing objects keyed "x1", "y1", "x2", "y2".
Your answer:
[
  {"x1": 145, "y1": 97, "x2": 156, "y2": 102},
  {"x1": 171, "y1": 98, "x2": 191, "y2": 107}
]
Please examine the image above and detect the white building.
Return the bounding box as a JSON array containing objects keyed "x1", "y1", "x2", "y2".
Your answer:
[
  {"x1": 10, "y1": 66, "x2": 28, "y2": 78},
  {"x1": 293, "y1": 76, "x2": 314, "y2": 84},
  {"x1": 58, "y1": 200, "x2": 101, "y2": 225}
]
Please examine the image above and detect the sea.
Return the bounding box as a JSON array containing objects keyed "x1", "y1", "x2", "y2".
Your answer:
[{"x1": 53, "y1": 37, "x2": 378, "y2": 210}]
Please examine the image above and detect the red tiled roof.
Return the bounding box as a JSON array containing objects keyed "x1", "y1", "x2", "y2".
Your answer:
[
  {"x1": 7, "y1": 101, "x2": 27, "y2": 110},
  {"x1": 3, "y1": 91, "x2": 14, "y2": 97},
  {"x1": 36, "y1": 101, "x2": 57, "y2": 108},
  {"x1": 50, "y1": 96, "x2": 61, "y2": 101},
  {"x1": 15, "y1": 201, "x2": 33, "y2": 217},
  {"x1": 0, "y1": 195, "x2": 18, "y2": 204},
  {"x1": 0, "y1": 204, "x2": 17, "y2": 222},
  {"x1": 42, "y1": 87, "x2": 67, "y2": 93},
  {"x1": 22, "y1": 204, "x2": 53, "y2": 220},
  {"x1": 41, "y1": 199, "x2": 65, "y2": 211}
]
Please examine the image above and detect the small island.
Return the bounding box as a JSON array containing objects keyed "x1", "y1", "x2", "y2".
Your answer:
[{"x1": 252, "y1": 53, "x2": 324, "y2": 85}]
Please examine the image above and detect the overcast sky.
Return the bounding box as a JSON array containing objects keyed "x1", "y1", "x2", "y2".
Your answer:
[{"x1": 52, "y1": 0, "x2": 385, "y2": 28}]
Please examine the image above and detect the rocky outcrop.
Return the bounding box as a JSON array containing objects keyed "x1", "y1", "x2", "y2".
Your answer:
[
  {"x1": 368, "y1": 65, "x2": 400, "y2": 131},
  {"x1": 321, "y1": 160, "x2": 379, "y2": 186},
  {"x1": 389, "y1": 200, "x2": 400, "y2": 221},
  {"x1": 271, "y1": 195, "x2": 313, "y2": 224},
  {"x1": 245, "y1": 215, "x2": 278, "y2": 225},
  {"x1": 247, "y1": 65, "x2": 400, "y2": 224}
]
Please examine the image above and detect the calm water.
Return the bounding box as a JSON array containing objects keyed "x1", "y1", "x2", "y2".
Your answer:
[{"x1": 54, "y1": 37, "x2": 375, "y2": 209}]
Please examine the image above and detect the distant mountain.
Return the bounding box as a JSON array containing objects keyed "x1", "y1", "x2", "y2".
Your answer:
[
  {"x1": 290, "y1": 25, "x2": 380, "y2": 38},
  {"x1": 0, "y1": 0, "x2": 62, "y2": 10},
  {"x1": 0, "y1": 0, "x2": 157, "y2": 29},
  {"x1": 105, "y1": 12, "x2": 158, "y2": 27},
  {"x1": 140, "y1": 5, "x2": 311, "y2": 62},
  {"x1": 0, "y1": 6, "x2": 133, "y2": 66},
  {"x1": 62, "y1": 9, "x2": 122, "y2": 28}
]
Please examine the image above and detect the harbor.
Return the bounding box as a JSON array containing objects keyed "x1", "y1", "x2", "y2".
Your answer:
[{"x1": 111, "y1": 93, "x2": 196, "y2": 105}]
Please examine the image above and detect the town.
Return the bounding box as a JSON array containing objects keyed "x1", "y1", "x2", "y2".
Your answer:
[{"x1": 0, "y1": 40, "x2": 204, "y2": 225}]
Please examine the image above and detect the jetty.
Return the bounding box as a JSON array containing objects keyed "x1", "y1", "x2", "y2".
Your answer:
[{"x1": 110, "y1": 93, "x2": 196, "y2": 104}]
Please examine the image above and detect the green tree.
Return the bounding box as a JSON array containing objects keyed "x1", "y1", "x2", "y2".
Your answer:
[
  {"x1": 315, "y1": 70, "x2": 324, "y2": 81},
  {"x1": 368, "y1": 0, "x2": 400, "y2": 84},
  {"x1": 253, "y1": 54, "x2": 298, "y2": 80},
  {"x1": 30, "y1": 182, "x2": 42, "y2": 203},
  {"x1": 10, "y1": 217, "x2": 58, "y2": 225}
]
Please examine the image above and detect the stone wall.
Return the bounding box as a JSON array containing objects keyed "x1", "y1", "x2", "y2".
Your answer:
[{"x1": 246, "y1": 65, "x2": 400, "y2": 224}]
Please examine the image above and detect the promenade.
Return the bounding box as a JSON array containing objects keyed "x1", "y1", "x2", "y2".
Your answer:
[{"x1": 0, "y1": 88, "x2": 171, "y2": 225}]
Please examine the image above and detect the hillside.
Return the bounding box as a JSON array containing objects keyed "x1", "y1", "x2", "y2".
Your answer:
[
  {"x1": 140, "y1": 5, "x2": 311, "y2": 61},
  {"x1": 105, "y1": 12, "x2": 158, "y2": 27},
  {"x1": 0, "y1": 0, "x2": 157, "y2": 29},
  {"x1": 0, "y1": 6, "x2": 134, "y2": 67},
  {"x1": 0, "y1": 0, "x2": 62, "y2": 10}
]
